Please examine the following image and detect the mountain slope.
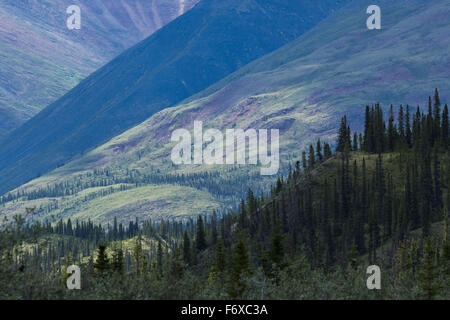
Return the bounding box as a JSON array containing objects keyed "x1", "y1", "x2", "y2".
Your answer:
[
  {"x1": 187, "y1": 0, "x2": 450, "y2": 133},
  {"x1": 1, "y1": 0, "x2": 448, "y2": 224},
  {"x1": 0, "y1": 0, "x2": 200, "y2": 137},
  {"x1": 0, "y1": 0, "x2": 351, "y2": 195}
]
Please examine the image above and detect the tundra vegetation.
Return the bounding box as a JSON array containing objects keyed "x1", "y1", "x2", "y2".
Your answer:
[{"x1": 0, "y1": 91, "x2": 449, "y2": 300}]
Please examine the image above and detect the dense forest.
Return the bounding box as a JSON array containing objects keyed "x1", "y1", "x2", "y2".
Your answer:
[
  {"x1": 0, "y1": 90, "x2": 449, "y2": 300},
  {"x1": 0, "y1": 164, "x2": 269, "y2": 220}
]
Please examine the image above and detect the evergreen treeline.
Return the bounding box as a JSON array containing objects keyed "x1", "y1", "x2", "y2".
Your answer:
[
  {"x1": 0, "y1": 167, "x2": 270, "y2": 223},
  {"x1": 0, "y1": 167, "x2": 267, "y2": 206},
  {"x1": 0, "y1": 91, "x2": 449, "y2": 300}
]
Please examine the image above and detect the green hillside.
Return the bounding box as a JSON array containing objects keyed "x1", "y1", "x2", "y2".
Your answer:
[
  {"x1": 0, "y1": 0, "x2": 349, "y2": 194},
  {"x1": 1, "y1": 96, "x2": 448, "y2": 299},
  {"x1": 2, "y1": 0, "x2": 447, "y2": 225}
]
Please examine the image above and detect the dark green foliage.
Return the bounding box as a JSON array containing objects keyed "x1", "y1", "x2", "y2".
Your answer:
[
  {"x1": 353, "y1": 133, "x2": 358, "y2": 151},
  {"x1": 0, "y1": 0, "x2": 355, "y2": 196},
  {"x1": 316, "y1": 139, "x2": 323, "y2": 162},
  {"x1": 210, "y1": 210, "x2": 218, "y2": 246},
  {"x1": 269, "y1": 225, "x2": 284, "y2": 266},
  {"x1": 405, "y1": 105, "x2": 412, "y2": 147},
  {"x1": 111, "y1": 246, "x2": 124, "y2": 275},
  {"x1": 419, "y1": 239, "x2": 438, "y2": 299},
  {"x1": 196, "y1": 216, "x2": 207, "y2": 252},
  {"x1": 324, "y1": 143, "x2": 332, "y2": 160},
  {"x1": 228, "y1": 235, "x2": 251, "y2": 299},
  {"x1": 94, "y1": 244, "x2": 110, "y2": 274},
  {"x1": 1, "y1": 91, "x2": 448, "y2": 300},
  {"x1": 337, "y1": 116, "x2": 351, "y2": 152},
  {"x1": 169, "y1": 248, "x2": 185, "y2": 281},
  {"x1": 308, "y1": 144, "x2": 316, "y2": 168},
  {"x1": 156, "y1": 240, "x2": 163, "y2": 277},
  {"x1": 213, "y1": 240, "x2": 226, "y2": 273},
  {"x1": 442, "y1": 104, "x2": 449, "y2": 147},
  {"x1": 183, "y1": 230, "x2": 191, "y2": 265}
]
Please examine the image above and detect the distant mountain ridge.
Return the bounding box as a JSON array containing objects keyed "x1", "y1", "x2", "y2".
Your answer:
[
  {"x1": 0, "y1": 0, "x2": 351, "y2": 195},
  {"x1": 0, "y1": 0, "x2": 199, "y2": 136}
]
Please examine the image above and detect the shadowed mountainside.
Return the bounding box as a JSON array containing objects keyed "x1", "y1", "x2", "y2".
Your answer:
[{"x1": 0, "y1": 0, "x2": 351, "y2": 194}]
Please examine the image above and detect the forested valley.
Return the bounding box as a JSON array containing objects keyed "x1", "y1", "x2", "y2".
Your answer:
[{"x1": 1, "y1": 90, "x2": 449, "y2": 300}]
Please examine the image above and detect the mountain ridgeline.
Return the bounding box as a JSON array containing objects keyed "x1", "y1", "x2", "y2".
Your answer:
[
  {"x1": 1, "y1": 92, "x2": 448, "y2": 299},
  {"x1": 0, "y1": 0, "x2": 351, "y2": 195},
  {"x1": 0, "y1": 0, "x2": 200, "y2": 137}
]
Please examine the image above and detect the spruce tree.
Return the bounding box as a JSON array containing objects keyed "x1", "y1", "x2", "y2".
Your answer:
[
  {"x1": 157, "y1": 240, "x2": 163, "y2": 278},
  {"x1": 388, "y1": 105, "x2": 396, "y2": 151},
  {"x1": 308, "y1": 144, "x2": 315, "y2": 168},
  {"x1": 324, "y1": 143, "x2": 332, "y2": 160},
  {"x1": 269, "y1": 224, "x2": 284, "y2": 266},
  {"x1": 442, "y1": 104, "x2": 449, "y2": 147},
  {"x1": 353, "y1": 133, "x2": 358, "y2": 151},
  {"x1": 427, "y1": 96, "x2": 434, "y2": 146},
  {"x1": 398, "y1": 104, "x2": 405, "y2": 138},
  {"x1": 363, "y1": 105, "x2": 372, "y2": 152},
  {"x1": 183, "y1": 230, "x2": 191, "y2": 264},
  {"x1": 316, "y1": 139, "x2": 323, "y2": 162},
  {"x1": 412, "y1": 106, "x2": 421, "y2": 150},
  {"x1": 433, "y1": 88, "x2": 441, "y2": 142},
  {"x1": 214, "y1": 240, "x2": 226, "y2": 273},
  {"x1": 228, "y1": 235, "x2": 250, "y2": 299},
  {"x1": 374, "y1": 104, "x2": 385, "y2": 153},
  {"x1": 211, "y1": 210, "x2": 218, "y2": 245},
  {"x1": 196, "y1": 215, "x2": 207, "y2": 251},
  {"x1": 405, "y1": 105, "x2": 412, "y2": 147},
  {"x1": 132, "y1": 236, "x2": 146, "y2": 275},
  {"x1": 94, "y1": 243, "x2": 110, "y2": 274},
  {"x1": 239, "y1": 198, "x2": 247, "y2": 229},
  {"x1": 337, "y1": 116, "x2": 349, "y2": 152}
]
